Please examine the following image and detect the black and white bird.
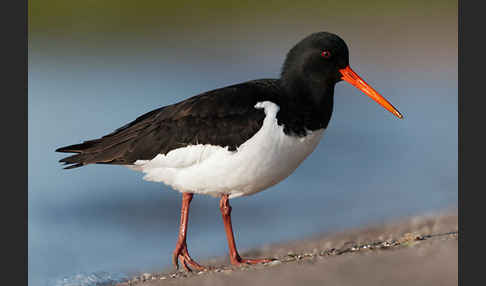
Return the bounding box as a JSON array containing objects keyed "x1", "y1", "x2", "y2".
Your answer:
[{"x1": 56, "y1": 32, "x2": 402, "y2": 271}]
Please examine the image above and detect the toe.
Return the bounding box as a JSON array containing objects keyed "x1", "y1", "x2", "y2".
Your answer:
[{"x1": 238, "y1": 257, "x2": 274, "y2": 265}]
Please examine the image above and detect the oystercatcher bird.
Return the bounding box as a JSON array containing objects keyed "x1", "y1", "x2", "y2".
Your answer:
[{"x1": 56, "y1": 32, "x2": 402, "y2": 271}]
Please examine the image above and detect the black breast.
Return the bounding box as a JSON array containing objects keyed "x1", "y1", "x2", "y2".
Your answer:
[{"x1": 276, "y1": 94, "x2": 333, "y2": 136}]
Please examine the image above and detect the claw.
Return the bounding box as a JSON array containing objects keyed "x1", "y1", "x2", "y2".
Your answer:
[
  {"x1": 181, "y1": 256, "x2": 191, "y2": 272},
  {"x1": 172, "y1": 241, "x2": 207, "y2": 272},
  {"x1": 239, "y1": 258, "x2": 273, "y2": 265},
  {"x1": 230, "y1": 255, "x2": 274, "y2": 266}
]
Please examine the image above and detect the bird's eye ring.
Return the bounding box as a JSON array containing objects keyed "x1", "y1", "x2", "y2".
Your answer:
[{"x1": 321, "y1": 50, "x2": 331, "y2": 59}]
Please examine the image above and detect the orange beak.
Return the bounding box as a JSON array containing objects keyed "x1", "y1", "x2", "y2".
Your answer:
[{"x1": 339, "y1": 66, "x2": 403, "y2": 119}]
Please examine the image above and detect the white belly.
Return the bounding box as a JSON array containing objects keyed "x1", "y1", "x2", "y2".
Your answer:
[{"x1": 130, "y1": 101, "x2": 324, "y2": 198}]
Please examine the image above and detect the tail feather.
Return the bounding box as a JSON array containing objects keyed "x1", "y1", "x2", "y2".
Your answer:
[
  {"x1": 61, "y1": 162, "x2": 84, "y2": 169},
  {"x1": 55, "y1": 139, "x2": 101, "y2": 154},
  {"x1": 56, "y1": 106, "x2": 166, "y2": 169},
  {"x1": 56, "y1": 108, "x2": 162, "y2": 169},
  {"x1": 56, "y1": 140, "x2": 102, "y2": 169},
  {"x1": 56, "y1": 134, "x2": 143, "y2": 169}
]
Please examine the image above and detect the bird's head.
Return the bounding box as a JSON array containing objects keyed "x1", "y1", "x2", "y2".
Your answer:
[{"x1": 281, "y1": 32, "x2": 402, "y2": 119}]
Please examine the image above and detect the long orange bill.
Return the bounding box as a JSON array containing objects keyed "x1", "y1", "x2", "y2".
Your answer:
[{"x1": 339, "y1": 65, "x2": 403, "y2": 119}]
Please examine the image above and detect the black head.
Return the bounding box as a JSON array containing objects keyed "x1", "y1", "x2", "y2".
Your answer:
[
  {"x1": 281, "y1": 32, "x2": 403, "y2": 119},
  {"x1": 281, "y1": 32, "x2": 349, "y2": 87}
]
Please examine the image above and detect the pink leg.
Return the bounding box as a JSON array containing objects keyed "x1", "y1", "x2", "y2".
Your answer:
[
  {"x1": 219, "y1": 194, "x2": 273, "y2": 266},
  {"x1": 172, "y1": 193, "x2": 206, "y2": 271}
]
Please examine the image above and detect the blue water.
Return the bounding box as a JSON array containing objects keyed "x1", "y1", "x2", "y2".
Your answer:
[
  {"x1": 29, "y1": 42, "x2": 457, "y2": 285},
  {"x1": 47, "y1": 272, "x2": 128, "y2": 286}
]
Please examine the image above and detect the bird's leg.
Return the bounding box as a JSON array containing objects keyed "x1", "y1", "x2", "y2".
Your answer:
[
  {"x1": 172, "y1": 193, "x2": 206, "y2": 271},
  {"x1": 219, "y1": 194, "x2": 273, "y2": 266}
]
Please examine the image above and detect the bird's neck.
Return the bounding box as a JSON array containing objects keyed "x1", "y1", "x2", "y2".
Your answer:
[
  {"x1": 281, "y1": 69, "x2": 335, "y2": 104},
  {"x1": 276, "y1": 76, "x2": 335, "y2": 135}
]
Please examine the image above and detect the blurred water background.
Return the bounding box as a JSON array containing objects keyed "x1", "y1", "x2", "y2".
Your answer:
[{"x1": 29, "y1": 1, "x2": 457, "y2": 285}]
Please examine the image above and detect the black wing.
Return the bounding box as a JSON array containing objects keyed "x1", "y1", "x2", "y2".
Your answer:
[{"x1": 56, "y1": 79, "x2": 282, "y2": 169}]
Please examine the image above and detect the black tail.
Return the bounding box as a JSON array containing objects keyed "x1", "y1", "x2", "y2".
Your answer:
[
  {"x1": 56, "y1": 105, "x2": 165, "y2": 169},
  {"x1": 56, "y1": 139, "x2": 103, "y2": 169}
]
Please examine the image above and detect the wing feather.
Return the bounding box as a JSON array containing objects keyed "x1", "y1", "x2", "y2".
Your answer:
[{"x1": 56, "y1": 79, "x2": 281, "y2": 169}]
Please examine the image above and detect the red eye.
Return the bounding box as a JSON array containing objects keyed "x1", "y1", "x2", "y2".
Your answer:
[{"x1": 321, "y1": 50, "x2": 331, "y2": 59}]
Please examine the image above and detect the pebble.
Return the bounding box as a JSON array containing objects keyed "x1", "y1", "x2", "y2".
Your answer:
[
  {"x1": 267, "y1": 260, "x2": 282, "y2": 266},
  {"x1": 141, "y1": 273, "x2": 152, "y2": 281},
  {"x1": 382, "y1": 241, "x2": 392, "y2": 247}
]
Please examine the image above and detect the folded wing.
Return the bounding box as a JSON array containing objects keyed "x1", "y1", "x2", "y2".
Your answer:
[{"x1": 56, "y1": 79, "x2": 280, "y2": 169}]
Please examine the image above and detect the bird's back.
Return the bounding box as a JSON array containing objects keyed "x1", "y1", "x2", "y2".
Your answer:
[{"x1": 56, "y1": 79, "x2": 282, "y2": 169}]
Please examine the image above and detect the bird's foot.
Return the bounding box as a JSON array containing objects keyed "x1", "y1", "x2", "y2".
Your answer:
[
  {"x1": 172, "y1": 242, "x2": 207, "y2": 272},
  {"x1": 231, "y1": 256, "x2": 274, "y2": 266}
]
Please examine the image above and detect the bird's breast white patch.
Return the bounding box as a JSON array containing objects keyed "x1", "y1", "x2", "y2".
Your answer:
[{"x1": 131, "y1": 101, "x2": 325, "y2": 198}]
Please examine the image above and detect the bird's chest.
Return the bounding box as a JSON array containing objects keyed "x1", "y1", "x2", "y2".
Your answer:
[{"x1": 231, "y1": 122, "x2": 324, "y2": 196}]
